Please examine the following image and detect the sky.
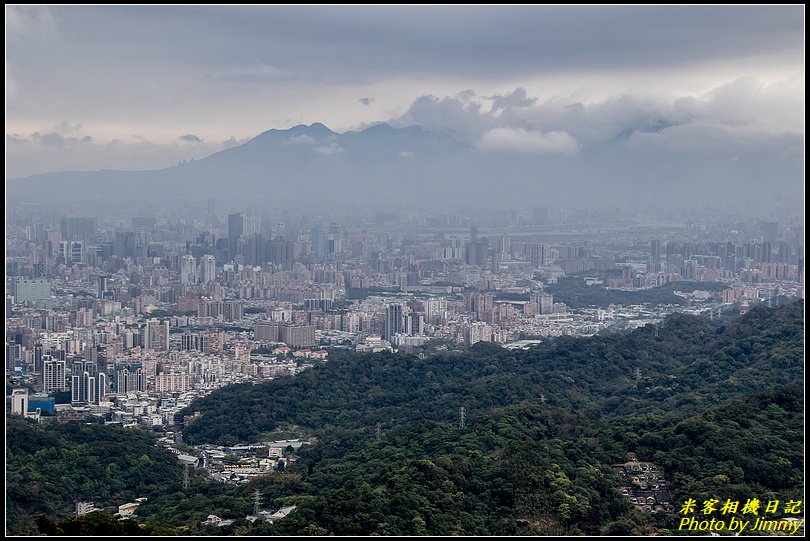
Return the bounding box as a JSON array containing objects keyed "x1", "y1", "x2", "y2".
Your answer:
[{"x1": 5, "y1": 5, "x2": 805, "y2": 179}]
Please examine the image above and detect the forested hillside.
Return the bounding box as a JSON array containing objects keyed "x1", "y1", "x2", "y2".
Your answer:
[
  {"x1": 181, "y1": 301, "x2": 802, "y2": 445},
  {"x1": 7, "y1": 302, "x2": 803, "y2": 535}
]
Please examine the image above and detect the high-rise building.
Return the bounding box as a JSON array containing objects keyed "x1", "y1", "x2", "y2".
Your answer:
[
  {"x1": 201, "y1": 329, "x2": 225, "y2": 353},
  {"x1": 280, "y1": 324, "x2": 316, "y2": 348},
  {"x1": 311, "y1": 228, "x2": 327, "y2": 261},
  {"x1": 424, "y1": 298, "x2": 448, "y2": 325},
  {"x1": 116, "y1": 364, "x2": 146, "y2": 393},
  {"x1": 71, "y1": 359, "x2": 98, "y2": 405},
  {"x1": 650, "y1": 239, "x2": 661, "y2": 263},
  {"x1": 180, "y1": 254, "x2": 197, "y2": 285},
  {"x1": 465, "y1": 240, "x2": 489, "y2": 266},
  {"x1": 59, "y1": 217, "x2": 97, "y2": 241},
  {"x1": 58, "y1": 240, "x2": 84, "y2": 265},
  {"x1": 228, "y1": 213, "x2": 244, "y2": 260},
  {"x1": 43, "y1": 355, "x2": 67, "y2": 392},
  {"x1": 144, "y1": 319, "x2": 170, "y2": 351},
  {"x1": 468, "y1": 322, "x2": 492, "y2": 345},
  {"x1": 11, "y1": 278, "x2": 51, "y2": 304},
  {"x1": 530, "y1": 243, "x2": 548, "y2": 267},
  {"x1": 98, "y1": 275, "x2": 110, "y2": 298},
  {"x1": 155, "y1": 372, "x2": 190, "y2": 393},
  {"x1": 199, "y1": 255, "x2": 216, "y2": 283},
  {"x1": 243, "y1": 215, "x2": 262, "y2": 237},
  {"x1": 240, "y1": 235, "x2": 266, "y2": 266},
  {"x1": 406, "y1": 313, "x2": 424, "y2": 336},
  {"x1": 328, "y1": 223, "x2": 343, "y2": 256},
  {"x1": 222, "y1": 300, "x2": 244, "y2": 322},
  {"x1": 11, "y1": 388, "x2": 29, "y2": 416},
  {"x1": 384, "y1": 304, "x2": 403, "y2": 342},
  {"x1": 538, "y1": 293, "x2": 554, "y2": 315},
  {"x1": 254, "y1": 322, "x2": 280, "y2": 342}
]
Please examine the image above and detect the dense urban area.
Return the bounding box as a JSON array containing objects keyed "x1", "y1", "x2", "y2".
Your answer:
[
  {"x1": 7, "y1": 207, "x2": 803, "y2": 420},
  {"x1": 6, "y1": 206, "x2": 804, "y2": 534}
]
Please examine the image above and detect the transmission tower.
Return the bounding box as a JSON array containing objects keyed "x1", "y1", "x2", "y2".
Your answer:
[
  {"x1": 539, "y1": 394, "x2": 547, "y2": 404},
  {"x1": 634, "y1": 368, "x2": 642, "y2": 388},
  {"x1": 375, "y1": 422, "x2": 381, "y2": 444},
  {"x1": 459, "y1": 407, "x2": 466, "y2": 430},
  {"x1": 254, "y1": 490, "x2": 261, "y2": 515},
  {"x1": 183, "y1": 463, "x2": 189, "y2": 490}
]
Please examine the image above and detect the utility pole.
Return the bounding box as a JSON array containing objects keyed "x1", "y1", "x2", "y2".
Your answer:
[
  {"x1": 183, "y1": 463, "x2": 189, "y2": 490},
  {"x1": 375, "y1": 422, "x2": 381, "y2": 444},
  {"x1": 254, "y1": 490, "x2": 261, "y2": 515}
]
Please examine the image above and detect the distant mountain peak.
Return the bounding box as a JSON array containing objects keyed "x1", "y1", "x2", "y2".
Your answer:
[{"x1": 256, "y1": 122, "x2": 337, "y2": 140}]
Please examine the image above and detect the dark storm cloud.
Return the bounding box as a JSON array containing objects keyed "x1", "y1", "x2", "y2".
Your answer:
[
  {"x1": 490, "y1": 88, "x2": 536, "y2": 112},
  {"x1": 29, "y1": 131, "x2": 93, "y2": 147},
  {"x1": 18, "y1": 5, "x2": 800, "y2": 85},
  {"x1": 5, "y1": 5, "x2": 803, "y2": 182},
  {"x1": 191, "y1": 5, "x2": 801, "y2": 82}
]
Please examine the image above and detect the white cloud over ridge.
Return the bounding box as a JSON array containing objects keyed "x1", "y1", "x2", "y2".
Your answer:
[
  {"x1": 478, "y1": 128, "x2": 578, "y2": 155},
  {"x1": 284, "y1": 134, "x2": 317, "y2": 145},
  {"x1": 313, "y1": 143, "x2": 344, "y2": 155},
  {"x1": 392, "y1": 77, "x2": 803, "y2": 161}
]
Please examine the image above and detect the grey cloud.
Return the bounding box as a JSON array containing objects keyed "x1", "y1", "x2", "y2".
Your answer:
[
  {"x1": 32, "y1": 132, "x2": 65, "y2": 146},
  {"x1": 178, "y1": 134, "x2": 203, "y2": 142},
  {"x1": 395, "y1": 94, "x2": 493, "y2": 141},
  {"x1": 358, "y1": 97, "x2": 374, "y2": 106},
  {"x1": 11, "y1": 6, "x2": 799, "y2": 92},
  {"x1": 490, "y1": 88, "x2": 536, "y2": 112},
  {"x1": 284, "y1": 134, "x2": 317, "y2": 145},
  {"x1": 53, "y1": 121, "x2": 82, "y2": 134},
  {"x1": 6, "y1": 134, "x2": 29, "y2": 145},
  {"x1": 398, "y1": 150, "x2": 415, "y2": 158},
  {"x1": 478, "y1": 128, "x2": 578, "y2": 155},
  {"x1": 28, "y1": 131, "x2": 93, "y2": 147},
  {"x1": 313, "y1": 143, "x2": 344, "y2": 155},
  {"x1": 221, "y1": 136, "x2": 244, "y2": 149}
]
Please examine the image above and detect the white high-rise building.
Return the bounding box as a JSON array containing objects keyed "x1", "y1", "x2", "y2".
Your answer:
[
  {"x1": 11, "y1": 388, "x2": 29, "y2": 416},
  {"x1": 243, "y1": 215, "x2": 262, "y2": 237},
  {"x1": 199, "y1": 254, "x2": 216, "y2": 283},
  {"x1": 180, "y1": 254, "x2": 197, "y2": 285},
  {"x1": 468, "y1": 322, "x2": 492, "y2": 346}
]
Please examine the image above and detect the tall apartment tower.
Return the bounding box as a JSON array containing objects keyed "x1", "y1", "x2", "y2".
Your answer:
[
  {"x1": 199, "y1": 255, "x2": 216, "y2": 283},
  {"x1": 530, "y1": 243, "x2": 548, "y2": 267},
  {"x1": 71, "y1": 359, "x2": 98, "y2": 405},
  {"x1": 43, "y1": 355, "x2": 67, "y2": 392},
  {"x1": 228, "y1": 213, "x2": 244, "y2": 261},
  {"x1": 180, "y1": 254, "x2": 197, "y2": 285},
  {"x1": 650, "y1": 239, "x2": 661, "y2": 263},
  {"x1": 384, "y1": 304, "x2": 403, "y2": 342}
]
